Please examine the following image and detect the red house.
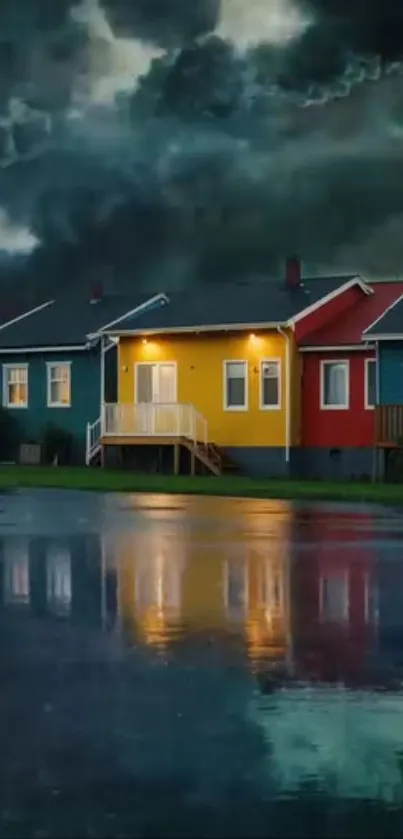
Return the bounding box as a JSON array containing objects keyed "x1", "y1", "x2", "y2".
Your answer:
[{"x1": 298, "y1": 281, "x2": 403, "y2": 480}]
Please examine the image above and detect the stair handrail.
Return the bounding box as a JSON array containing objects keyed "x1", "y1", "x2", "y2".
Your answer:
[
  {"x1": 189, "y1": 404, "x2": 208, "y2": 446},
  {"x1": 86, "y1": 416, "x2": 102, "y2": 465}
]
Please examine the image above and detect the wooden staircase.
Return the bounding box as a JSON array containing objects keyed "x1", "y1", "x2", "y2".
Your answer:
[
  {"x1": 91, "y1": 403, "x2": 242, "y2": 477},
  {"x1": 182, "y1": 439, "x2": 240, "y2": 476},
  {"x1": 185, "y1": 439, "x2": 222, "y2": 476}
]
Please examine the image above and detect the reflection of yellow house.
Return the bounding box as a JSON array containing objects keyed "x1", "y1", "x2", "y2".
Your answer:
[
  {"x1": 108, "y1": 496, "x2": 293, "y2": 669},
  {"x1": 107, "y1": 524, "x2": 187, "y2": 650},
  {"x1": 223, "y1": 547, "x2": 292, "y2": 669}
]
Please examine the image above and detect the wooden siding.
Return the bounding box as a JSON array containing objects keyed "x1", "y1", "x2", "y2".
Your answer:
[
  {"x1": 301, "y1": 350, "x2": 375, "y2": 447},
  {"x1": 378, "y1": 343, "x2": 403, "y2": 406},
  {"x1": 118, "y1": 330, "x2": 292, "y2": 448},
  {"x1": 375, "y1": 405, "x2": 403, "y2": 446},
  {"x1": 294, "y1": 285, "x2": 362, "y2": 342},
  {"x1": 0, "y1": 348, "x2": 103, "y2": 461}
]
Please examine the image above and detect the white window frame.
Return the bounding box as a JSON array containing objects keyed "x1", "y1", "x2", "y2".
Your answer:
[
  {"x1": 259, "y1": 358, "x2": 281, "y2": 410},
  {"x1": 320, "y1": 359, "x2": 349, "y2": 410},
  {"x1": 46, "y1": 361, "x2": 72, "y2": 408},
  {"x1": 2, "y1": 363, "x2": 28, "y2": 409},
  {"x1": 364, "y1": 358, "x2": 376, "y2": 410},
  {"x1": 223, "y1": 360, "x2": 248, "y2": 411}
]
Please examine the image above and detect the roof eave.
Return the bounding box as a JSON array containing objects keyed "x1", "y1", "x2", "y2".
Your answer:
[
  {"x1": 363, "y1": 333, "x2": 403, "y2": 341},
  {"x1": 0, "y1": 344, "x2": 90, "y2": 354},
  {"x1": 300, "y1": 342, "x2": 373, "y2": 352},
  {"x1": 287, "y1": 276, "x2": 372, "y2": 328},
  {"x1": 363, "y1": 290, "x2": 403, "y2": 336},
  {"x1": 87, "y1": 293, "x2": 170, "y2": 341},
  {"x1": 102, "y1": 321, "x2": 287, "y2": 337}
]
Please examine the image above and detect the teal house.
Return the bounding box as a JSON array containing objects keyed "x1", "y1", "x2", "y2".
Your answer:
[
  {"x1": 363, "y1": 293, "x2": 403, "y2": 474},
  {"x1": 0, "y1": 288, "x2": 168, "y2": 464},
  {"x1": 364, "y1": 294, "x2": 403, "y2": 406}
]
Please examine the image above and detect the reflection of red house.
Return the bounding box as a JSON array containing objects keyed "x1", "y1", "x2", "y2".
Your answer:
[
  {"x1": 291, "y1": 509, "x2": 378, "y2": 687},
  {"x1": 298, "y1": 282, "x2": 403, "y2": 479}
]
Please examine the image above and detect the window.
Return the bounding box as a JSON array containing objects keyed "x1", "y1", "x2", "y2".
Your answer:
[
  {"x1": 258, "y1": 563, "x2": 284, "y2": 614},
  {"x1": 4, "y1": 538, "x2": 30, "y2": 605},
  {"x1": 320, "y1": 360, "x2": 349, "y2": 409},
  {"x1": 46, "y1": 545, "x2": 72, "y2": 616},
  {"x1": 224, "y1": 361, "x2": 247, "y2": 409},
  {"x1": 3, "y1": 364, "x2": 28, "y2": 408},
  {"x1": 135, "y1": 553, "x2": 182, "y2": 612},
  {"x1": 365, "y1": 359, "x2": 376, "y2": 409},
  {"x1": 224, "y1": 557, "x2": 248, "y2": 621},
  {"x1": 319, "y1": 573, "x2": 349, "y2": 623},
  {"x1": 47, "y1": 363, "x2": 71, "y2": 407},
  {"x1": 260, "y1": 360, "x2": 281, "y2": 409}
]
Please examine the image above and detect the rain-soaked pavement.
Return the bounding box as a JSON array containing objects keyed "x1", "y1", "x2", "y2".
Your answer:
[{"x1": 2, "y1": 490, "x2": 403, "y2": 838}]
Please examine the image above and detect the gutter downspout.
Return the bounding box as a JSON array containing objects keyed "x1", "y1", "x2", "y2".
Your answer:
[
  {"x1": 277, "y1": 325, "x2": 291, "y2": 467},
  {"x1": 100, "y1": 332, "x2": 105, "y2": 435}
]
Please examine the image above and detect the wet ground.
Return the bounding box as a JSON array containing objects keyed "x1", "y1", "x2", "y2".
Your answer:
[{"x1": 2, "y1": 490, "x2": 403, "y2": 837}]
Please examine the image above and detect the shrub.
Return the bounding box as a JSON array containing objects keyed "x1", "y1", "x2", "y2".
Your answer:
[
  {"x1": 42, "y1": 423, "x2": 73, "y2": 465},
  {"x1": 0, "y1": 407, "x2": 22, "y2": 461}
]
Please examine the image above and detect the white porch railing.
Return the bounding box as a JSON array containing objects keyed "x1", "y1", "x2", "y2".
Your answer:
[
  {"x1": 101, "y1": 402, "x2": 208, "y2": 446},
  {"x1": 85, "y1": 416, "x2": 102, "y2": 465}
]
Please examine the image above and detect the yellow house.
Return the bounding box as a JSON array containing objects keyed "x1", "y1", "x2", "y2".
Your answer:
[{"x1": 95, "y1": 264, "x2": 369, "y2": 477}]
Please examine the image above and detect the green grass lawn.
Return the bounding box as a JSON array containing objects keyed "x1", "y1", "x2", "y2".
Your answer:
[{"x1": 0, "y1": 464, "x2": 400, "y2": 503}]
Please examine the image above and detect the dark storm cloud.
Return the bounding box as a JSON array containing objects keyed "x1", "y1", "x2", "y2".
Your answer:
[
  {"x1": 100, "y1": 0, "x2": 220, "y2": 48},
  {"x1": 283, "y1": 0, "x2": 403, "y2": 88},
  {"x1": 3, "y1": 0, "x2": 403, "y2": 292}
]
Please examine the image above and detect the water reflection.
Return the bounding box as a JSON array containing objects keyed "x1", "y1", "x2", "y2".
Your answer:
[
  {"x1": 0, "y1": 498, "x2": 388, "y2": 685},
  {"x1": 2, "y1": 492, "x2": 403, "y2": 836},
  {"x1": 0, "y1": 532, "x2": 110, "y2": 629}
]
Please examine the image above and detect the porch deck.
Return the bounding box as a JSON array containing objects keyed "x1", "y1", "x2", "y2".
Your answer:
[
  {"x1": 92, "y1": 403, "x2": 222, "y2": 476},
  {"x1": 375, "y1": 405, "x2": 403, "y2": 447}
]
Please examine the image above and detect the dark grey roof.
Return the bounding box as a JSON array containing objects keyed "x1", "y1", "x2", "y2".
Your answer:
[
  {"x1": 364, "y1": 294, "x2": 403, "y2": 339},
  {"x1": 0, "y1": 293, "x2": 165, "y2": 350},
  {"x1": 105, "y1": 275, "x2": 359, "y2": 334}
]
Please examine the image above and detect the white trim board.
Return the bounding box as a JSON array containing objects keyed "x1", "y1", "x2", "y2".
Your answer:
[
  {"x1": 104, "y1": 321, "x2": 283, "y2": 337},
  {"x1": 0, "y1": 345, "x2": 88, "y2": 354},
  {"x1": 88, "y1": 293, "x2": 170, "y2": 339},
  {"x1": 362, "y1": 333, "x2": 403, "y2": 341},
  {"x1": 300, "y1": 344, "x2": 373, "y2": 353},
  {"x1": 0, "y1": 300, "x2": 53, "y2": 332}
]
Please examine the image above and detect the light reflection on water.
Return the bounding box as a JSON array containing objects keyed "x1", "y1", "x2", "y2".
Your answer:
[{"x1": 1, "y1": 490, "x2": 403, "y2": 836}]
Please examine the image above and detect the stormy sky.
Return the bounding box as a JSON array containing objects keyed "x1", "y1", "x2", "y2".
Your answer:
[{"x1": 1, "y1": 0, "x2": 403, "y2": 294}]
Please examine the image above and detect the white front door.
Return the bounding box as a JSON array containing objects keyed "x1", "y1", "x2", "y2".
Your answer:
[
  {"x1": 135, "y1": 363, "x2": 176, "y2": 404},
  {"x1": 135, "y1": 363, "x2": 177, "y2": 433}
]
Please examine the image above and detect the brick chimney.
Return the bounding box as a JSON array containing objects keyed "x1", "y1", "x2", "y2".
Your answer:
[
  {"x1": 285, "y1": 256, "x2": 301, "y2": 289},
  {"x1": 90, "y1": 282, "x2": 103, "y2": 304}
]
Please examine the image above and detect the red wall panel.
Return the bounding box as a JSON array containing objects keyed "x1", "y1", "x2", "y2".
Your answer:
[
  {"x1": 295, "y1": 285, "x2": 362, "y2": 342},
  {"x1": 301, "y1": 350, "x2": 375, "y2": 447}
]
